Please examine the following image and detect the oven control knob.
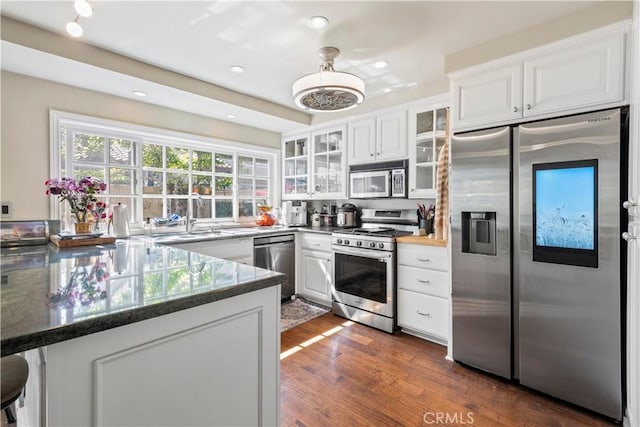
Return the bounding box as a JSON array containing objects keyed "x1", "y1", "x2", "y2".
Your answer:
[
  {"x1": 337, "y1": 239, "x2": 343, "y2": 244},
  {"x1": 356, "y1": 241, "x2": 362, "y2": 247},
  {"x1": 344, "y1": 240, "x2": 350, "y2": 245},
  {"x1": 378, "y1": 242, "x2": 385, "y2": 249},
  {"x1": 369, "y1": 242, "x2": 376, "y2": 248}
]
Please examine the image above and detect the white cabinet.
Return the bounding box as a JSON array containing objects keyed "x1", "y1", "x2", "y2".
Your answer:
[
  {"x1": 297, "y1": 232, "x2": 332, "y2": 306},
  {"x1": 17, "y1": 349, "x2": 45, "y2": 427},
  {"x1": 452, "y1": 63, "x2": 522, "y2": 130},
  {"x1": 348, "y1": 110, "x2": 407, "y2": 165},
  {"x1": 348, "y1": 117, "x2": 376, "y2": 164},
  {"x1": 524, "y1": 33, "x2": 624, "y2": 116},
  {"x1": 408, "y1": 98, "x2": 449, "y2": 199},
  {"x1": 283, "y1": 126, "x2": 347, "y2": 200},
  {"x1": 451, "y1": 24, "x2": 627, "y2": 130},
  {"x1": 376, "y1": 110, "x2": 407, "y2": 161},
  {"x1": 34, "y1": 287, "x2": 280, "y2": 427},
  {"x1": 170, "y1": 237, "x2": 253, "y2": 265},
  {"x1": 397, "y1": 243, "x2": 449, "y2": 344},
  {"x1": 310, "y1": 126, "x2": 347, "y2": 199},
  {"x1": 283, "y1": 133, "x2": 311, "y2": 198}
]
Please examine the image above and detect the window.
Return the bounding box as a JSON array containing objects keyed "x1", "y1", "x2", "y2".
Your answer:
[{"x1": 51, "y1": 111, "x2": 278, "y2": 226}]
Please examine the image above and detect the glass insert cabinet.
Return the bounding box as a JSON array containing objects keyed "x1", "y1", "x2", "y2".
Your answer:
[
  {"x1": 408, "y1": 100, "x2": 449, "y2": 199},
  {"x1": 282, "y1": 125, "x2": 347, "y2": 200}
]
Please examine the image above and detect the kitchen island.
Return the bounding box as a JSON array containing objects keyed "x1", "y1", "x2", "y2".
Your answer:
[{"x1": 1, "y1": 239, "x2": 285, "y2": 426}]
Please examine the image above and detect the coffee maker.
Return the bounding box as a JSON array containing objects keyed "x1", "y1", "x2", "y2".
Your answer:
[{"x1": 282, "y1": 201, "x2": 307, "y2": 226}]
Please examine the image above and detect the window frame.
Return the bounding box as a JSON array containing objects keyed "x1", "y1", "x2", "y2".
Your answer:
[{"x1": 50, "y1": 110, "x2": 281, "y2": 226}]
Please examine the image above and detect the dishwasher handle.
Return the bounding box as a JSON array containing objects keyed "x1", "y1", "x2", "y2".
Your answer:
[{"x1": 253, "y1": 234, "x2": 295, "y2": 247}]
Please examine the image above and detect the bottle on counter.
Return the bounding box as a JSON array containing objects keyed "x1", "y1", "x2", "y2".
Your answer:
[{"x1": 144, "y1": 217, "x2": 152, "y2": 236}]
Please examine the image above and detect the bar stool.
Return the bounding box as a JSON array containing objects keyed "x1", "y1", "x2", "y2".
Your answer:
[{"x1": 1, "y1": 355, "x2": 29, "y2": 425}]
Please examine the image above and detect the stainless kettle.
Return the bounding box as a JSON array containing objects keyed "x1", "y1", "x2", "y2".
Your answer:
[{"x1": 111, "y1": 203, "x2": 130, "y2": 237}]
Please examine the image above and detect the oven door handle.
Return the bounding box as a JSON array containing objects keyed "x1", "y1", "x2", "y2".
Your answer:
[{"x1": 332, "y1": 246, "x2": 392, "y2": 261}]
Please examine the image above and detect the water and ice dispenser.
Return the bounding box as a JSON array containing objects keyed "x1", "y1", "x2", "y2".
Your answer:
[{"x1": 461, "y1": 212, "x2": 496, "y2": 256}]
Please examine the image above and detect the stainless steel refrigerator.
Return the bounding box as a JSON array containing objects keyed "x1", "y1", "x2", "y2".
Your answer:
[{"x1": 451, "y1": 107, "x2": 627, "y2": 420}]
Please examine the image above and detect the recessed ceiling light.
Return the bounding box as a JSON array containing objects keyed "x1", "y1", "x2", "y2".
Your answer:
[
  {"x1": 226, "y1": 114, "x2": 237, "y2": 119},
  {"x1": 229, "y1": 65, "x2": 245, "y2": 73},
  {"x1": 374, "y1": 60, "x2": 389, "y2": 69},
  {"x1": 383, "y1": 88, "x2": 392, "y2": 93},
  {"x1": 74, "y1": 0, "x2": 93, "y2": 17},
  {"x1": 132, "y1": 91, "x2": 147, "y2": 97},
  {"x1": 65, "y1": 19, "x2": 83, "y2": 37},
  {"x1": 308, "y1": 16, "x2": 329, "y2": 29}
]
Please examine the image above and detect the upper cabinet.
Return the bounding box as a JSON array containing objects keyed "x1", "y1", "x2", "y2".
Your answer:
[
  {"x1": 452, "y1": 63, "x2": 522, "y2": 130},
  {"x1": 348, "y1": 110, "x2": 407, "y2": 165},
  {"x1": 282, "y1": 126, "x2": 347, "y2": 200},
  {"x1": 408, "y1": 97, "x2": 449, "y2": 199},
  {"x1": 310, "y1": 125, "x2": 347, "y2": 199},
  {"x1": 283, "y1": 133, "x2": 311, "y2": 198},
  {"x1": 451, "y1": 23, "x2": 628, "y2": 131}
]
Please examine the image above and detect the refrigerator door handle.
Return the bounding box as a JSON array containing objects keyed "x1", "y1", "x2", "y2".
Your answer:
[{"x1": 622, "y1": 232, "x2": 636, "y2": 241}]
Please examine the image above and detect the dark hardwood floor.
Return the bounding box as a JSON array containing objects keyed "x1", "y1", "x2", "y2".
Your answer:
[{"x1": 281, "y1": 313, "x2": 617, "y2": 427}]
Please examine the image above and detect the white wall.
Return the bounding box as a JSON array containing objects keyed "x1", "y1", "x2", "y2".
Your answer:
[{"x1": 0, "y1": 71, "x2": 281, "y2": 220}]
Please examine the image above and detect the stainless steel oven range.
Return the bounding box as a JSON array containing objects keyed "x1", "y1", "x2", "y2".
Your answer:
[{"x1": 331, "y1": 209, "x2": 416, "y2": 333}]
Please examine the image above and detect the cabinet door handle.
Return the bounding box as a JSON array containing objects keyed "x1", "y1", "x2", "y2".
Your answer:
[
  {"x1": 526, "y1": 103, "x2": 532, "y2": 110},
  {"x1": 411, "y1": 188, "x2": 415, "y2": 192},
  {"x1": 370, "y1": 153, "x2": 374, "y2": 157},
  {"x1": 417, "y1": 310, "x2": 431, "y2": 317},
  {"x1": 376, "y1": 152, "x2": 381, "y2": 156},
  {"x1": 416, "y1": 257, "x2": 430, "y2": 262},
  {"x1": 416, "y1": 278, "x2": 431, "y2": 284},
  {"x1": 513, "y1": 106, "x2": 519, "y2": 112}
]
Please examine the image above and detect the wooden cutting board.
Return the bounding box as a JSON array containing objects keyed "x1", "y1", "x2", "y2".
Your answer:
[{"x1": 50, "y1": 234, "x2": 117, "y2": 248}]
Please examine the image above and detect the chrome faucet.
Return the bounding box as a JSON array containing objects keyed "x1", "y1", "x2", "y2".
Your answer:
[{"x1": 186, "y1": 192, "x2": 204, "y2": 233}]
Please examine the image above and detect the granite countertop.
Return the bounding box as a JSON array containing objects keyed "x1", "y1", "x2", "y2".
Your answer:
[{"x1": 0, "y1": 240, "x2": 285, "y2": 356}]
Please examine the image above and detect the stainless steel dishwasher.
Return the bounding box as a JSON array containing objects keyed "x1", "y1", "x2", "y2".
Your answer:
[{"x1": 253, "y1": 234, "x2": 295, "y2": 301}]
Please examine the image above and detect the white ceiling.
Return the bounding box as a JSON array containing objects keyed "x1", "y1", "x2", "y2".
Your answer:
[{"x1": 0, "y1": 1, "x2": 602, "y2": 132}]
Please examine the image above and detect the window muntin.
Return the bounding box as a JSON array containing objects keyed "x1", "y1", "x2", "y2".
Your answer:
[{"x1": 53, "y1": 113, "x2": 276, "y2": 226}]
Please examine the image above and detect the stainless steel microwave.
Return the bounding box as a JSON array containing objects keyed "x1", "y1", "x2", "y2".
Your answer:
[{"x1": 349, "y1": 160, "x2": 407, "y2": 199}]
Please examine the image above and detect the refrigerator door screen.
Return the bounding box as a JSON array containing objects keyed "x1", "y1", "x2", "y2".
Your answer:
[{"x1": 532, "y1": 159, "x2": 598, "y2": 268}]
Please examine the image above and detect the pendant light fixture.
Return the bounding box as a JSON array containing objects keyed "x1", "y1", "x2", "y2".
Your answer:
[{"x1": 292, "y1": 47, "x2": 365, "y2": 112}]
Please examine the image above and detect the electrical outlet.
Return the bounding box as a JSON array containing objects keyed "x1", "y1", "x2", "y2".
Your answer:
[{"x1": 1, "y1": 201, "x2": 12, "y2": 218}]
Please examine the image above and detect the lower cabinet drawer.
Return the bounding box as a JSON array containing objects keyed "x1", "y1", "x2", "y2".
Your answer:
[
  {"x1": 397, "y1": 289, "x2": 448, "y2": 340},
  {"x1": 299, "y1": 232, "x2": 332, "y2": 252},
  {"x1": 397, "y1": 265, "x2": 449, "y2": 298}
]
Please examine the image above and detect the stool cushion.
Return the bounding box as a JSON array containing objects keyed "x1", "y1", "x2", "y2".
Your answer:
[{"x1": 1, "y1": 355, "x2": 29, "y2": 408}]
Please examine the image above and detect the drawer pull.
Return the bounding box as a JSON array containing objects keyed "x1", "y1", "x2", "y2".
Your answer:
[
  {"x1": 416, "y1": 257, "x2": 430, "y2": 262},
  {"x1": 416, "y1": 278, "x2": 431, "y2": 284},
  {"x1": 416, "y1": 310, "x2": 431, "y2": 317},
  {"x1": 312, "y1": 243, "x2": 321, "y2": 246}
]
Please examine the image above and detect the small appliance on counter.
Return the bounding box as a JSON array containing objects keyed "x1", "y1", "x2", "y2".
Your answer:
[
  {"x1": 320, "y1": 203, "x2": 337, "y2": 227},
  {"x1": 1, "y1": 220, "x2": 49, "y2": 247},
  {"x1": 336, "y1": 203, "x2": 358, "y2": 228},
  {"x1": 281, "y1": 201, "x2": 307, "y2": 226},
  {"x1": 310, "y1": 213, "x2": 321, "y2": 227}
]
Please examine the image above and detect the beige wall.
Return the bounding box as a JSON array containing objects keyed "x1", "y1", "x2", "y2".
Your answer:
[
  {"x1": 0, "y1": 71, "x2": 281, "y2": 220},
  {"x1": 445, "y1": 1, "x2": 633, "y2": 73}
]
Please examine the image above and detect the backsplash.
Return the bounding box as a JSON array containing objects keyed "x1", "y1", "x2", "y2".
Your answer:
[{"x1": 304, "y1": 198, "x2": 436, "y2": 214}]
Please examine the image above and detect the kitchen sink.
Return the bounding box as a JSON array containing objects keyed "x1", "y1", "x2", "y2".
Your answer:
[{"x1": 148, "y1": 230, "x2": 224, "y2": 244}]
